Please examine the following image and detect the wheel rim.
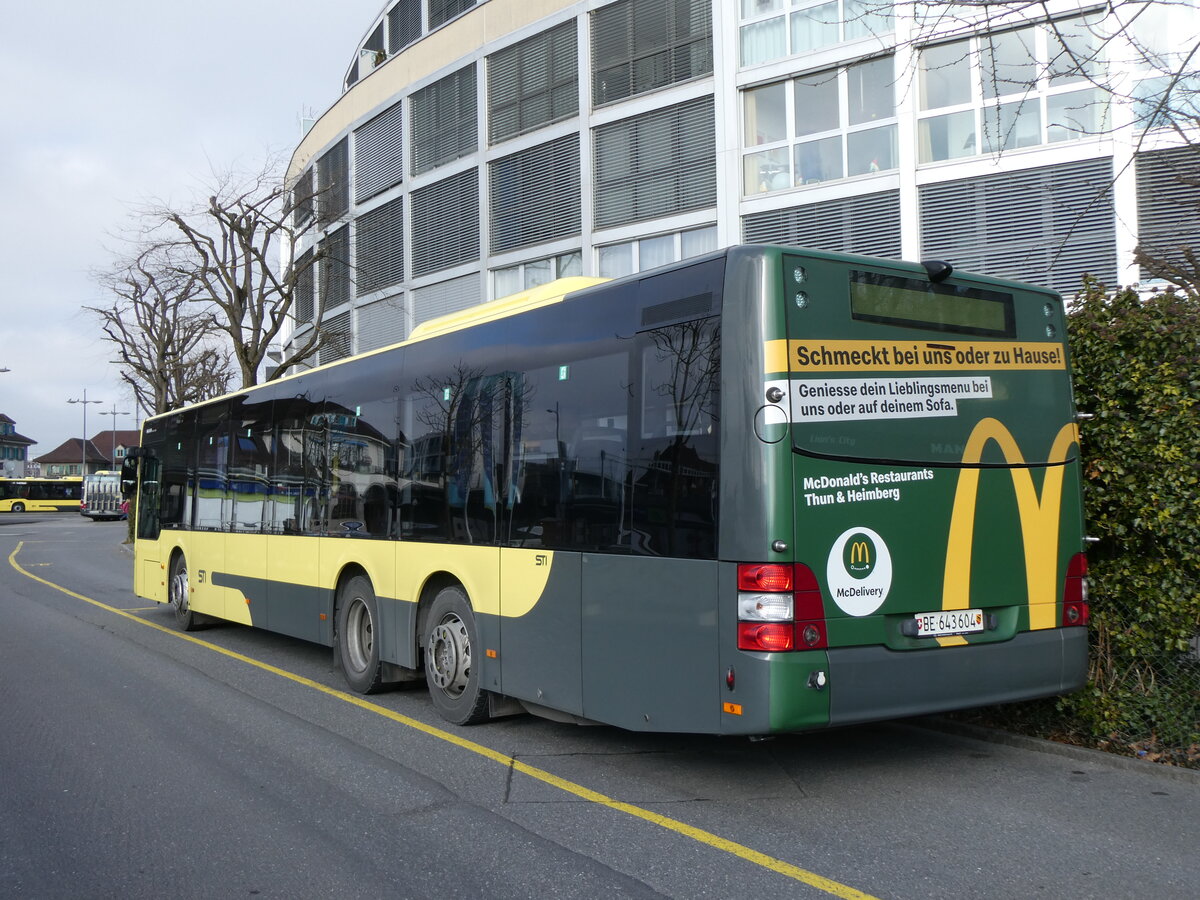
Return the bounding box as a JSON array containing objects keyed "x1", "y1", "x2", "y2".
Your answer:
[
  {"x1": 427, "y1": 614, "x2": 471, "y2": 698},
  {"x1": 170, "y1": 564, "x2": 189, "y2": 617},
  {"x1": 345, "y1": 597, "x2": 373, "y2": 675}
]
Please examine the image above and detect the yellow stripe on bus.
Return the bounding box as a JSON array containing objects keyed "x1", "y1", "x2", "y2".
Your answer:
[{"x1": 9, "y1": 542, "x2": 876, "y2": 900}]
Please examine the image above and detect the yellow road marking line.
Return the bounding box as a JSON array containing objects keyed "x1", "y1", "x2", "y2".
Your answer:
[{"x1": 9, "y1": 541, "x2": 875, "y2": 900}]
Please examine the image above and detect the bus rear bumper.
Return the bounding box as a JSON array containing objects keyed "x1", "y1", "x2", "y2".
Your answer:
[{"x1": 824, "y1": 628, "x2": 1088, "y2": 728}]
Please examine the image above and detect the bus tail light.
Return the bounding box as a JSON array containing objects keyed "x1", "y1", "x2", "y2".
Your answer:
[
  {"x1": 792, "y1": 563, "x2": 828, "y2": 649},
  {"x1": 1062, "y1": 553, "x2": 1089, "y2": 627},
  {"x1": 737, "y1": 562, "x2": 827, "y2": 652}
]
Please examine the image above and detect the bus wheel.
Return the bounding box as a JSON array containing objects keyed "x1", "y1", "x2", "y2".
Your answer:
[
  {"x1": 168, "y1": 554, "x2": 201, "y2": 632},
  {"x1": 11, "y1": 502, "x2": 24, "y2": 513},
  {"x1": 337, "y1": 575, "x2": 385, "y2": 694},
  {"x1": 423, "y1": 586, "x2": 490, "y2": 726}
]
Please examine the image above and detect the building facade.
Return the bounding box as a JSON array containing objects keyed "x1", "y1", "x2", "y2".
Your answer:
[{"x1": 284, "y1": 0, "x2": 1200, "y2": 365}]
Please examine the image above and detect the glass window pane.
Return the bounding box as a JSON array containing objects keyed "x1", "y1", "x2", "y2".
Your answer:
[
  {"x1": 790, "y1": 2, "x2": 839, "y2": 54},
  {"x1": 847, "y1": 124, "x2": 897, "y2": 175},
  {"x1": 919, "y1": 40, "x2": 971, "y2": 110},
  {"x1": 980, "y1": 28, "x2": 1037, "y2": 100},
  {"x1": 1048, "y1": 14, "x2": 1104, "y2": 86},
  {"x1": 848, "y1": 56, "x2": 894, "y2": 125},
  {"x1": 918, "y1": 110, "x2": 976, "y2": 162},
  {"x1": 743, "y1": 147, "x2": 791, "y2": 193},
  {"x1": 794, "y1": 70, "x2": 839, "y2": 135},
  {"x1": 742, "y1": 0, "x2": 785, "y2": 16},
  {"x1": 599, "y1": 243, "x2": 634, "y2": 278},
  {"x1": 744, "y1": 82, "x2": 788, "y2": 146},
  {"x1": 1047, "y1": 88, "x2": 1110, "y2": 141},
  {"x1": 681, "y1": 225, "x2": 717, "y2": 258},
  {"x1": 982, "y1": 98, "x2": 1041, "y2": 153},
  {"x1": 844, "y1": 0, "x2": 893, "y2": 40},
  {"x1": 494, "y1": 266, "x2": 522, "y2": 298},
  {"x1": 740, "y1": 18, "x2": 786, "y2": 66},
  {"x1": 556, "y1": 251, "x2": 583, "y2": 277},
  {"x1": 794, "y1": 135, "x2": 843, "y2": 184},
  {"x1": 524, "y1": 258, "x2": 553, "y2": 288},
  {"x1": 639, "y1": 234, "x2": 676, "y2": 270}
]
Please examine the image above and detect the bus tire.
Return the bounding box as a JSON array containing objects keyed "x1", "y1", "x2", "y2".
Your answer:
[
  {"x1": 168, "y1": 554, "x2": 202, "y2": 632},
  {"x1": 423, "y1": 586, "x2": 490, "y2": 726},
  {"x1": 337, "y1": 575, "x2": 386, "y2": 694},
  {"x1": 11, "y1": 502, "x2": 24, "y2": 513}
]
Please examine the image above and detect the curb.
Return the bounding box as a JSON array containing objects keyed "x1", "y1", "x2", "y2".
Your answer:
[{"x1": 904, "y1": 716, "x2": 1200, "y2": 786}]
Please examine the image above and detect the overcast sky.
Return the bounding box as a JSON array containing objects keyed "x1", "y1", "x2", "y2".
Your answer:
[{"x1": 0, "y1": 0, "x2": 384, "y2": 461}]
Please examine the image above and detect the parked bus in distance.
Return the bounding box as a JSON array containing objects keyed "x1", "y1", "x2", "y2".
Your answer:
[
  {"x1": 123, "y1": 246, "x2": 1089, "y2": 735},
  {"x1": 81, "y1": 470, "x2": 127, "y2": 521},
  {"x1": 0, "y1": 476, "x2": 83, "y2": 512}
]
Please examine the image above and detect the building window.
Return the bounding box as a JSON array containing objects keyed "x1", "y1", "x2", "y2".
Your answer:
[
  {"x1": 596, "y1": 225, "x2": 717, "y2": 278},
  {"x1": 356, "y1": 196, "x2": 405, "y2": 295},
  {"x1": 388, "y1": 0, "x2": 422, "y2": 55},
  {"x1": 317, "y1": 138, "x2": 349, "y2": 223},
  {"x1": 355, "y1": 101, "x2": 404, "y2": 203},
  {"x1": 292, "y1": 168, "x2": 314, "y2": 228},
  {"x1": 490, "y1": 136, "x2": 581, "y2": 254},
  {"x1": 493, "y1": 252, "x2": 582, "y2": 299},
  {"x1": 591, "y1": 0, "x2": 713, "y2": 107},
  {"x1": 743, "y1": 191, "x2": 901, "y2": 259},
  {"x1": 320, "y1": 226, "x2": 351, "y2": 311},
  {"x1": 594, "y1": 96, "x2": 716, "y2": 229},
  {"x1": 411, "y1": 65, "x2": 477, "y2": 176},
  {"x1": 411, "y1": 170, "x2": 480, "y2": 277},
  {"x1": 743, "y1": 55, "x2": 897, "y2": 195},
  {"x1": 294, "y1": 249, "x2": 315, "y2": 325},
  {"x1": 488, "y1": 22, "x2": 578, "y2": 145},
  {"x1": 917, "y1": 16, "x2": 1110, "y2": 164},
  {"x1": 740, "y1": 0, "x2": 893, "y2": 68},
  {"x1": 429, "y1": 0, "x2": 476, "y2": 30}
]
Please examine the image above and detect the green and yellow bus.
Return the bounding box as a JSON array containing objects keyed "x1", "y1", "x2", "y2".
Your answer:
[
  {"x1": 124, "y1": 245, "x2": 1088, "y2": 734},
  {"x1": 0, "y1": 476, "x2": 83, "y2": 512}
]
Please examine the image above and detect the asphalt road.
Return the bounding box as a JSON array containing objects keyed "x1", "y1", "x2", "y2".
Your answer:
[{"x1": 2, "y1": 514, "x2": 1197, "y2": 899}]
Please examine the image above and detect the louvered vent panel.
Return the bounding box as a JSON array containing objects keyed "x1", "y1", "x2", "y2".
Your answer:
[
  {"x1": 319, "y1": 312, "x2": 353, "y2": 366},
  {"x1": 411, "y1": 65, "x2": 477, "y2": 175},
  {"x1": 388, "y1": 0, "x2": 421, "y2": 53},
  {"x1": 594, "y1": 96, "x2": 715, "y2": 229},
  {"x1": 1136, "y1": 146, "x2": 1200, "y2": 281},
  {"x1": 429, "y1": 0, "x2": 475, "y2": 29},
  {"x1": 488, "y1": 21, "x2": 578, "y2": 145},
  {"x1": 920, "y1": 157, "x2": 1115, "y2": 295},
  {"x1": 490, "y1": 136, "x2": 581, "y2": 253},
  {"x1": 294, "y1": 249, "x2": 315, "y2": 325},
  {"x1": 414, "y1": 273, "x2": 483, "y2": 328},
  {"x1": 356, "y1": 197, "x2": 405, "y2": 295},
  {"x1": 358, "y1": 295, "x2": 408, "y2": 352},
  {"x1": 411, "y1": 170, "x2": 480, "y2": 277},
  {"x1": 317, "y1": 138, "x2": 350, "y2": 223},
  {"x1": 742, "y1": 191, "x2": 901, "y2": 259},
  {"x1": 355, "y1": 101, "x2": 404, "y2": 203},
  {"x1": 591, "y1": 0, "x2": 713, "y2": 107},
  {"x1": 293, "y1": 168, "x2": 314, "y2": 227},
  {"x1": 320, "y1": 226, "x2": 352, "y2": 311}
]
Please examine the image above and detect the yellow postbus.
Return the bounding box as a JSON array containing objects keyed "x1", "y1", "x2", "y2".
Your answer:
[{"x1": 0, "y1": 477, "x2": 83, "y2": 512}]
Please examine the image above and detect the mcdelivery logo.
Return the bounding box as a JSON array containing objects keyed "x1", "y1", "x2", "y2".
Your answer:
[
  {"x1": 843, "y1": 533, "x2": 876, "y2": 579},
  {"x1": 827, "y1": 526, "x2": 892, "y2": 617}
]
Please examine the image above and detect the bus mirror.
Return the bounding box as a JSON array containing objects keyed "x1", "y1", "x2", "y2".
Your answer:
[{"x1": 119, "y1": 457, "x2": 138, "y2": 499}]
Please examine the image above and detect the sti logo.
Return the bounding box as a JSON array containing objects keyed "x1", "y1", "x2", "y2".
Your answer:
[{"x1": 843, "y1": 533, "x2": 876, "y2": 579}]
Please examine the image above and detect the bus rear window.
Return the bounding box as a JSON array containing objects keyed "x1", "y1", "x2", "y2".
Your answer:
[{"x1": 850, "y1": 271, "x2": 1015, "y2": 338}]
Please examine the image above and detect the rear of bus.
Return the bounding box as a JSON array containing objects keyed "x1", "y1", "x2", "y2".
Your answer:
[{"x1": 723, "y1": 247, "x2": 1088, "y2": 734}]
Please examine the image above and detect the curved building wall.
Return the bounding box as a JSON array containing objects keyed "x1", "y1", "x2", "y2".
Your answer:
[{"x1": 283, "y1": 0, "x2": 1200, "y2": 368}]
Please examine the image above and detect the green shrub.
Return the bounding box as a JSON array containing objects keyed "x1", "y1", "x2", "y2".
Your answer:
[{"x1": 1064, "y1": 280, "x2": 1200, "y2": 756}]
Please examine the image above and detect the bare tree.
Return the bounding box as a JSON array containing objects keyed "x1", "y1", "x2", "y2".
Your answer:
[
  {"x1": 89, "y1": 245, "x2": 234, "y2": 417},
  {"x1": 150, "y1": 156, "x2": 342, "y2": 387}
]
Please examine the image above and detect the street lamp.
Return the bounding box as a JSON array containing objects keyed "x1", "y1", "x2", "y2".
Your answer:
[
  {"x1": 67, "y1": 390, "x2": 103, "y2": 476},
  {"x1": 98, "y1": 405, "x2": 130, "y2": 469}
]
